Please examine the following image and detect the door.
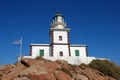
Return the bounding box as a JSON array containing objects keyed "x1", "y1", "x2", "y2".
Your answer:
[{"x1": 39, "y1": 50, "x2": 44, "y2": 56}]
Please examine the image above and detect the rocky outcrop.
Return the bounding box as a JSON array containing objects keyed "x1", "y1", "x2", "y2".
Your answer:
[{"x1": 0, "y1": 58, "x2": 116, "y2": 80}]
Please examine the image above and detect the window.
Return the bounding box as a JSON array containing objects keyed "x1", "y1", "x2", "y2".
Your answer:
[
  {"x1": 60, "y1": 51, "x2": 63, "y2": 56},
  {"x1": 75, "y1": 50, "x2": 79, "y2": 56},
  {"x1": 59, "y1": 36, "x2": 62, "y2": 41},
  {"x1": 39, "y1": 50, "x2": 44, "y2": 56},
  {"x1": 55, "y1": 17, "x2": 58, "y2": 22}
]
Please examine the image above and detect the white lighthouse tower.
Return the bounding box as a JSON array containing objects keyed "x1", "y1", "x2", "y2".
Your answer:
[
  {"x1": 24, "y1": 13, "x2": 106, "y2": 65},
  {"x1": 50, "y1": 13, "x2": 71, "y2": 57}
]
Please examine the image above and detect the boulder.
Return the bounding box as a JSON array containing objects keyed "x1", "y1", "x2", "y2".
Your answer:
[{"x1": 0, "y1": 58, "x2": 116, "y2": 80}]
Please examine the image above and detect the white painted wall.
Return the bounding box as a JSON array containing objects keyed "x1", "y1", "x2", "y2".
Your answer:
[
  {"x1": 70, "y1": 46, "x2": 87, "y2": 64},
  {"x1": 55, "y1": 25, "x2": 64, "y2": 29},
  {"x1": 31, "y1": 45, "x2": 50, "y2": 58},
  {"x1": 25, "y1": 44, "x2": 94, "y2": 65},
  {"x1": 53, "y1": 31, "x2": 68, "y2": 44},
  {"x1": 23, "y1": 43, "x2": 107, "y2": 65},
  {"x1": 53, "y1": 45, "x2": 69, "y2": 58},
  {"x1": 87, "y1": 57, "x2": 96, "y2": 64},
  {"x1": 70, "y1": 47, "x2": 86, "y2": 57}
]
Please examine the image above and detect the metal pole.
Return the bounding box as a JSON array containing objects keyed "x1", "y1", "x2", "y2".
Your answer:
[{"x1": 20, "y1": 36, "x2": 22, "y2": 59}]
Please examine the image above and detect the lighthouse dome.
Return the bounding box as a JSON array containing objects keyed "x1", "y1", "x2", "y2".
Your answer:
[{"x1": 51, "y1": 13, "x2": 66, "y2": 29}]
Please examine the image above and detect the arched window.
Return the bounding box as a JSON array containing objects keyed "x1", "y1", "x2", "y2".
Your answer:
[
  {"x1": 59, "y1": 36, "x2": 62, "y2": 41},
  {"x1": 60, "y1": 51, "x2": 63, "y2": 56}
]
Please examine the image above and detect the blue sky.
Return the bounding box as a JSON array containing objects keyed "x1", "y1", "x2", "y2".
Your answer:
[{"x1": 0, "y1": 0, "x2": 120, "y2": 65}]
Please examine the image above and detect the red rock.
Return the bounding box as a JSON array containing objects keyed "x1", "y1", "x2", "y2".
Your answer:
[
  {"x1": 55, "y1": 70, "x2": 73, "y2": 80},
  {"x1": 0, "y1": 58, "x2": 116, "y2": 80}
]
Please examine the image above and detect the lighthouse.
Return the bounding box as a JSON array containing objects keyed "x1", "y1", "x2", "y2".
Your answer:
[
  {"x1": 50, "y1": 13, "x2": 71, "y2": 57},
  {"x1": 23, "y1": 13, "x2": 105, "y2": 65}
]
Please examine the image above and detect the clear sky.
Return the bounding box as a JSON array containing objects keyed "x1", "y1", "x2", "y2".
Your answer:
[{"x1": 0, "y1": 0, "x2": 120, "y2": 66}]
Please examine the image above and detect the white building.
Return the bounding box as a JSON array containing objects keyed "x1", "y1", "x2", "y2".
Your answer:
[{"x1": 24, "y1": 13, "x2": 105, "y2": 65}]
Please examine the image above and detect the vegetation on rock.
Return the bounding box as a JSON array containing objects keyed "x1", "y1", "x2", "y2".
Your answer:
[{"x1": 89, "y1": 60, "x2": 120, "y2": 80}]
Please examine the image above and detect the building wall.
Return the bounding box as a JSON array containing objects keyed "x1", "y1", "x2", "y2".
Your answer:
[
  {"x1": 53, "y1": 31, "x2": 68, "y2": 44},
  {"x1": 53, "y1": 45, "x2": 69, "y2": 58},
  {"x1": 55, "y1": 25, "x2": 64, "y2": 29},
  {"x1": 27, "y1": 44, "x2": 90, "y2": 65},
  {"x1": 70, "y1": 46, "x2": 87, "y2": 64},
  {"x1": 31, "y1": 45, "x2": 50, "y2": 58}
]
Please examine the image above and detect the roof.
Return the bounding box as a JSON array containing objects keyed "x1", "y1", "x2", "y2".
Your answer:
[
  {"x1": 30, "y1": 44, "x2": 87, "y2": 47},
  {"x1": 53, "y1": 12, "x2": 64, "y2": 18},
  {"x1": 70, "y1": 44, "x2": 87, "y2": 47},
  {"x1": 30, "y1": 44, "x2": 50, "y2": 46},
  {"x1": 50, "y1": 28, "x2": 70, "y2": 31}
]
